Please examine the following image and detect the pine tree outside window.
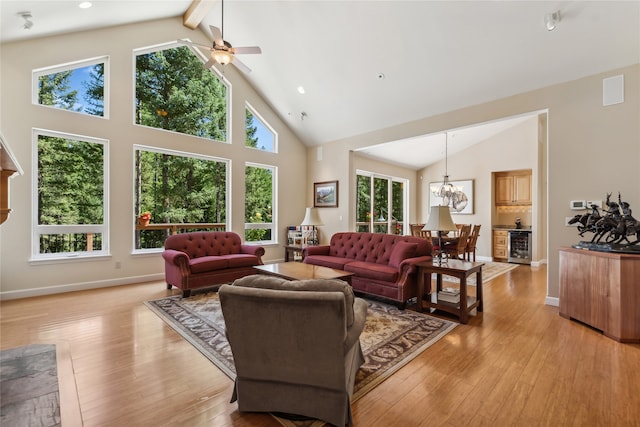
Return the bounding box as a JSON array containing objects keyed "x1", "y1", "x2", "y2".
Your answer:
[
  {"x1": 245, "y1": 163, "x2": 276, "y2": 244},
  {"x1": 33, "y1": 56, "x2": 108, "y2": 117},
  {"x1": 133, "y1": 145, "x2": 229, "y2": 251},
  {"x1": 245, "y1": 103, "x2": 276, "y2": 152},
  {"x1": 33, "y1": 129, "x2": 108, "y2": 259},
  {"x1": 134, "y1": 44, "x2": 228, "y2": 142}
]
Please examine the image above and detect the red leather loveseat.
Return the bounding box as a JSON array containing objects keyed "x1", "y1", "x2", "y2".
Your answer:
[
  {"x1": 303, "y1": 232, "x2": 433, "y2": 308},
  {"x1": 163, "y1": 231, "x2": 265, "y2": 297}
]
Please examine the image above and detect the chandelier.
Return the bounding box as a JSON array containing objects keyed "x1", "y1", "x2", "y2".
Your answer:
[{"x1": 435, "y1": 133, "x2": 468, "y2": 212}]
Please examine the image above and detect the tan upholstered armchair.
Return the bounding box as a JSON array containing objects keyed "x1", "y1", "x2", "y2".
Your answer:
[{"x1": 219, "y1": 275, "x2": 368, "y2": 426}]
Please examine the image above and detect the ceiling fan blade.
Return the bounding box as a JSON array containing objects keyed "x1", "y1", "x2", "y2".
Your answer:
[
  {"x1": 231, "y1": 57, "x2": 252, "y2": 74},
  {"x1": 209, "y1": 25, "x2": 224, "y2": 46},
  {"x1": 178, "y1": 39, "x2": 213, "y2": 51},
  {"x1": 232, "y1": 46, "x2": 262, "y2": 55},
  {"x1": 203, "y1": 58, "x2": 216, "y2": 69}
]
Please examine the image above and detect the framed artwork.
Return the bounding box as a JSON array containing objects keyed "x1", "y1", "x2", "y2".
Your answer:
[
  {"x1": 314, "y1": 180, "x2": 339, "y2": 208},
  {"x1": 429, "y1": 179, "x2": 474, "y2": 214}
]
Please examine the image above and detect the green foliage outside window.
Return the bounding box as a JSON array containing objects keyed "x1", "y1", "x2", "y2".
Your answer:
[
  {"x1": 135, "y1": 46, "x2": 227, "y2": 141},
  {"x1": 37, "y1": 134, "x2": 104, "y2": 253},
  {"x1": 135, "y1": 149, "x2": 227, "y2": 249},
  {"x1": 37, "y1": 63, "x2": 104, "y2": 116},
  {"x1": 245, "y1": 165, "x2": 273, "y2": 242}
]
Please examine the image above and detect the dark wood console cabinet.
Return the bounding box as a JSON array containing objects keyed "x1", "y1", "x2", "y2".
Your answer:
[{"x1": 559, "y1": 247, "x2": 640, "y2": 343}]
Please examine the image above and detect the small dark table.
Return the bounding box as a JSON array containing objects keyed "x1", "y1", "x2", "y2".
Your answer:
[
  {"x1": 416, "y1": 259, "x2": 484, "y2": 324},
  {"x1": 284, "y1": 245, "x2": 309, "y2": 262}
]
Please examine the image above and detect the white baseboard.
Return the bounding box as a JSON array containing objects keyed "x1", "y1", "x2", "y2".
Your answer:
[
  {"x1": 0, "y1": 273, "x2": 165, "y2": 301},
  {"x1": 545, "y1": 296, "x2": 559, "y2": 307}
]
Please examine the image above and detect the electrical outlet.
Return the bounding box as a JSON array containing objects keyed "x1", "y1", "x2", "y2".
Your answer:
[{"x1": 115, "y1": 261, "x2": 122, "y2": 269}]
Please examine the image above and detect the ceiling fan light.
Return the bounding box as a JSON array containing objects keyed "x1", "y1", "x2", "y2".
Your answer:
[{"x1": 212, "y1": 50, "x2": 233, "y2": 65}]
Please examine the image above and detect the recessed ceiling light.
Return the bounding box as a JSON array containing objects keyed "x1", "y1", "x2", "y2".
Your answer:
[
  {"x1": 297, "y1": 86, "x2": 305, "y2": 94},
  {"x1": 79, "y1": 2, "x2": 92, "y2": 9}
]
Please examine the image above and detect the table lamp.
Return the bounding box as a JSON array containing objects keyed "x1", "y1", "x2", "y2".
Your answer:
[
  {"x1": 300, "y1": 207, "x2": 323, "y2": 245},
  {"x1": 423, "y1": 205, "x2": 457, "y2": 264}
]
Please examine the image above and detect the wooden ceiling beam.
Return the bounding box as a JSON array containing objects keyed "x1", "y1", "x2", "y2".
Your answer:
[{"x1": 183, "y1": 0, "x2": 216, "y2": 30}]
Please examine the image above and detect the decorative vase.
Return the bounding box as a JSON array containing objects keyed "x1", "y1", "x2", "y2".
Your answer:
[{"x1": 138, "y1": 217, "x2": 150, "y2": 227}]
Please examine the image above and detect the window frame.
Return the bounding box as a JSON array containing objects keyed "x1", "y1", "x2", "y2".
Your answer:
[
  {"x1": 132, "y1": 144, "x2": 232, "y2": 253},
  {"x1": 31, "y1": 128, "x2": 110, "y2": 261},
  {"x1": 355, "y1": 169, "x2": 409, "y2": 235},
  {"x1": 32, "y1": 55, "x2": 110, "y2": 118},
  {"x1": 245, "y1": 102, "x2": 278, "y2": 153},
  {"x1": 132, "y1": 41, "x2": 231, "y2": 144},
  {"x1": 244, "y1": 162, "x2": 278, "y2": 245}
]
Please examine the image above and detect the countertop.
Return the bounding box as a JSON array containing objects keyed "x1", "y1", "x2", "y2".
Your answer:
[{"x1": 493, "y1": 225, "x2": 532, "y2": 232}]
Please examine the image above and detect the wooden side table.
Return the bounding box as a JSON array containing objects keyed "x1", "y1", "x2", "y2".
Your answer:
[{"x1": 416, "y1": 259, "x2": 484, "y2": 324}]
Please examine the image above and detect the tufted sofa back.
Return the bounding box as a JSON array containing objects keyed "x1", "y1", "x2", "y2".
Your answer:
[
  {"x1": 164, "y1": 231, "x2": 243, "y2": 259},
  {"x1": 328, "y1": 232, "x2": 432, "y2": 265}
]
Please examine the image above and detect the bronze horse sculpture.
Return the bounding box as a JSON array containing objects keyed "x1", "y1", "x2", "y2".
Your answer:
[{"x1": 569, "y1": 193, "x2": 639, "y2": 246}]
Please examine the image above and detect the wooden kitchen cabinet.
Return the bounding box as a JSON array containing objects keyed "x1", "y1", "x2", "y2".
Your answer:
[
  {"x1": 495, "y1": 170, "x2": 532, "y2": 205},
  {"x1": 493, "y1": 230, "x2": 508, "y2": 260}
]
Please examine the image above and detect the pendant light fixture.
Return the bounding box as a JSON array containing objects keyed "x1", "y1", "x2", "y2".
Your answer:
[{"x1": 435, "y1": 132, "x2": 468, "y2": 212}]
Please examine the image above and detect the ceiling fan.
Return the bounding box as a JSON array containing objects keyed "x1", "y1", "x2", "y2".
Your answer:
[{"x1": 179, "y1": 0, "x2": 261, "y2": 73}]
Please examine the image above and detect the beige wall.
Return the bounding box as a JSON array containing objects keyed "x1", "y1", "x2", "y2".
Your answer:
[
  {"x1": 0, "y1": 18, "x2": 308, "y2": 297},
  {"x1": 308, "y1": 64, "x2": 640, "y2": 302}
]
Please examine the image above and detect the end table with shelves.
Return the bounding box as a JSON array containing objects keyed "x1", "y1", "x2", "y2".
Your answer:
[{"x1": 416, "y1": 259, "x2": 485, "y2": 324}]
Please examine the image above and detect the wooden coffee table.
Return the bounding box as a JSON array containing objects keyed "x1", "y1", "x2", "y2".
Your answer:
[
  {"x1": 254, "y1": 262, "x2": 354, "y2": 284},
  {"x1": 416, "y1": 259, "x2": 484, "y2": 324}
]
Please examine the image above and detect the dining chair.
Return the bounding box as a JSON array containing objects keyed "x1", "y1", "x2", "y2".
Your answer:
[
  {"x1": 466, "y1": 224, "x2": 481, "y2": 261},
  {"x1": 410, "y1": 224, "x2": 432, "y2": 239},
  {"x1": 443, "y1": 224, "x2": 471, "y2": 260}
]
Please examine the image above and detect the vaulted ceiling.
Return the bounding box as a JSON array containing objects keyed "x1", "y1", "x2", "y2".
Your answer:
[{"x1": 2, "y1": 1, "x2": 639, "y2": 169}]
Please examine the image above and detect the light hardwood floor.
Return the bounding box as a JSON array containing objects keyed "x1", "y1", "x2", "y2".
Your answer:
[{"x1": 2, "y1": 264, "x2": 639, "y2": 426}]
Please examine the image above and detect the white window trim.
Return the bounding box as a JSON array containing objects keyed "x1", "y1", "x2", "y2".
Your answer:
[
  {"x1": 32, "y1": 55, "x2": 110, "y2": 119},
  {"x1": 31, "y1": 128, "x2": 110, "y2": 261},
  {"x1": 245, "y1": 101, "x2": 278, "y2": 153},
  {"x1": 132, "y1": 144, "x2": 232, "y2": 253},
  {"x1": 132, "y1": 42, "x2": 231, "y2": 144},
  {"x1": 245, "y1": 162, "x2": 277, "y2": 245}
]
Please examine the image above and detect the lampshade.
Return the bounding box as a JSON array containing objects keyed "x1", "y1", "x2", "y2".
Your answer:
[
  {"x1": 300, "y1": 207, "x2": 323, "y2": 226},
  {"x1": 423, "y1": 205, "x2": 456, "y2": 232},
  {"x1": 212, "y1": 50, "x2": 233, "y2": 65}
]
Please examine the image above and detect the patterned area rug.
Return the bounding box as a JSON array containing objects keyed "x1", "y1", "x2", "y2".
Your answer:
[
  {"x1": 0, "y1": 344, "x2": 60, "y2": 427},
  {"x1": 442, "y1": 261, "x2": 518, "y2": 285},
  {"x1": 145, "y1": 292, "x2": 456, "y2": 426}
]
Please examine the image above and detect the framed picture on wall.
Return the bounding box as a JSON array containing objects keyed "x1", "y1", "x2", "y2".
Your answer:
[
  {"x1": 429, "y1": 179, "x2": 474, "y2": 214},
  {"x1": 314, "y1": 181, "x2": 338, "y2": 208}
]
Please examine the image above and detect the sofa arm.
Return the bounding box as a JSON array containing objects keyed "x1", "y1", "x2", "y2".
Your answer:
[
  {"x1": 241, "y1": 244, "x2": 265, "y2": 257},
  {"x1": 304, "y1": 245, "x2": 330, "y2": 257},
  {"x1": 162, "y1": 249, "x2": 190, "y2": 266},
  {"x1": 344, "y1": 298, "x2": 367, "y2": 354},
  {"x1": 399, "y1": 255, "x2": 433, "y2": 274}
]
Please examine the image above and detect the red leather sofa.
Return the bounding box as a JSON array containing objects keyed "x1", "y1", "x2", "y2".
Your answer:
[
  {"x1": 303, "y1": 232, "x2": 433, "y2": 308},
  {"x1": 163, "y1": 231, "x2": 265, "y2": 297}
]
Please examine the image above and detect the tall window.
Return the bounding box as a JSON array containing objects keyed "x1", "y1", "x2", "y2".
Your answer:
[
  {"x1": 245, "y1": 103, "x2": 276, "y2": 152},
  {"x1": 355, "y1": 171, "x2": 407, "y2": 235},
  {"x1": 135, "y1": 44, "x2": 228, "y2": 142},
  {"x1": 134, "y1": 146, "x2": 229, "y2": 250},
  {"x1": 33, "y1": 56, "x2": 108, "y2": 117},
  {"x1": 33, "y1": 129, "x2": 108, "y2": 259},
  {"x1": 245, "y1": 163, "x2": 276, "y2": 244}
]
